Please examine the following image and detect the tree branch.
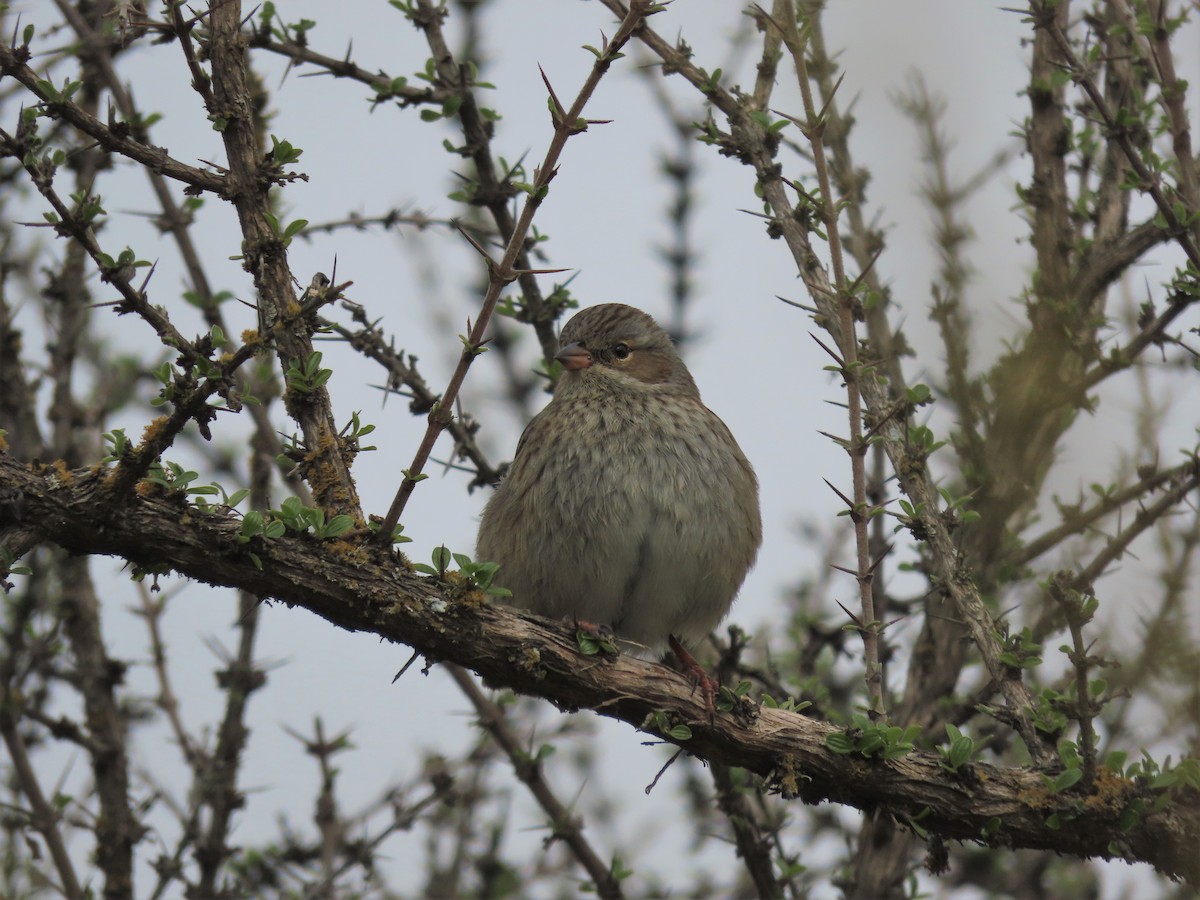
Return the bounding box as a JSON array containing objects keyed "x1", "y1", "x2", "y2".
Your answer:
[{"x1": 1, "y1": 453, "x2": 1197, "y2": 886}]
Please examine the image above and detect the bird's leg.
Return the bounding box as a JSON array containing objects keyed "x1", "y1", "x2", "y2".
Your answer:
[{"x1": 668, "y1": 634, "x2": 718, "y2": 720}]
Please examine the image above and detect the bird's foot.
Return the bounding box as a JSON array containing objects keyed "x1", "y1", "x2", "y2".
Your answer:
[{"x1": 668, "y1": 634, "x2": 718, "y2": 722}]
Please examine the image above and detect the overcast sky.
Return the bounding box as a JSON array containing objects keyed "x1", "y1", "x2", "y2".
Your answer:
[{"x1": 9, "y1": 1, "x2": 1197, "y2": 895}]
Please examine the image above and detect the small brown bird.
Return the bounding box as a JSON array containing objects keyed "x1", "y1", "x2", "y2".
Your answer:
[{"x1": 476, "y1": 303, "x2": 762, "y2": 704}]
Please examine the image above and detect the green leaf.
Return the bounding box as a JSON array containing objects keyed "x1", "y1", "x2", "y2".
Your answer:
[
  {"x1": 825, "y1": 733, "x2": 856, "y2": 754},
  {"x1": 1050, "y1": 767, "x2": 1083, "y2": 794},
  {"x1": 948, "y1": 735, "x2": 974, "y2": 770},
  {"x1": 1058, "y1": 739, "x2": 1081, "y2": 770},
  {"x1": 223, "y1": 489, "x2": 249, "y2": 508},
  {"x1": 282, "y1": 218, "x2": 308, "y2": 242},
  {"x1": 905, "y1": 383, "x2": 931, "y2": 404},
  {"x1": 576, "y1": 632, "x2": 602, "y2": 655},
  {"x1": 667, "y1": 724, "x2": 692, "y2": 741},
  {"x1": 321, "y1": 515, "x2": 355, "y2": 538}
]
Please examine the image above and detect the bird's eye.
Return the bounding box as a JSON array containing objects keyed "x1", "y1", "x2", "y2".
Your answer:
[{"x1": 612, "y1": 343, "x2": 631, "y2": 360}]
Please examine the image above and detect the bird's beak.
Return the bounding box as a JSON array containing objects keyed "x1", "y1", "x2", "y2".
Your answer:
[{"x1": 555, "y1": 341, "x2": 592, "y2": 371}]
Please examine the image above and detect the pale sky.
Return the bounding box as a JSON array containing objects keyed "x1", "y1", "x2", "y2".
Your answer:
[{"x1": 8, "y1": 1, "x2": 1195, "y2": 896}]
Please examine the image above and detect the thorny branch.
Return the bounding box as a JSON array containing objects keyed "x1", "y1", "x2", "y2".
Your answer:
[
  {"x1": 446, "y1": 665, "x2": 624, "y2": 898},
  {"x1": 377, "y1": 0, "x2": 660, "y2": 540},
  {"x1": 0, "y1": 454, "x2": 1198, "y2": 886},
  {"x1": 598, "y1": 0, "x2": 1056, "y2": 762}
]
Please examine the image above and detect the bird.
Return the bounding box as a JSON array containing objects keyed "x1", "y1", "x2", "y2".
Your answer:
[{"x1": 476, "y1": 303, "x2": 762, "y2": 710}]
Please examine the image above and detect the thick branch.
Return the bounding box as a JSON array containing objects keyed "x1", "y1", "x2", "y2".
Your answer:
[
  {"x1": 0, "y1": 454, "x2": 1197, "y2": 886},
  {"x1": 207, "y1": 1, "x2": 362, "y2": 518}
]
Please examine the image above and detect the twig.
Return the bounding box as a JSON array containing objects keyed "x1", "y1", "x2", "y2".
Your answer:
[
  {"x1": 1008, "y1": 460, "x2": 1195, "y2": 569},
  {"x1": 322, "y1": 306, "x2": 500, "y2": 490},
  {"x1": 710, "y1": 762, "x2": 783, "y2": 899},
  {"x1": 377, "y1": 0, "x2": 659, "y2": 542},
  {"x1": 603, "y1": 0, "x2": 1053, "y2": 764},
  {"x1": 1032, "y1": 1, "x2": 1200, "y2": 270},
  {"x1": 193, "y1": 445, "x2": 269, "y2": 895},
  {"x1": 446, "y1": 664, "x2": 625, "y2": 898},
  {"x1": 136, "y1": 584, "x2": 199, "y2": 766},
  {"x1": 0, "y1": 42, "x2": 227, "y2": 194},
  {"x1": 209, "y1": 1, "x2": 363, "y2": 518},
  {"x1": 763, "y1": 1, "x2": 885, "y2": 720},
  {"x1": 0, "y1": 707, "x2": 85, "y2": 899}
]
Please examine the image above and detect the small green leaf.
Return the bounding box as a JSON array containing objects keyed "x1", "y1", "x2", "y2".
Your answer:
[
  {"x1": 667, "y1": 724, "x2": 692, "y2": 741},
  {"x1": 1050, "y1": 767, "x2": 1083, "y2": 794},
  {"x1": 825, "y1": 733, "x2": 856, "y2": 754},
  {"x1": 321, "y1": 515, "x2": 355, "y2": 538}
]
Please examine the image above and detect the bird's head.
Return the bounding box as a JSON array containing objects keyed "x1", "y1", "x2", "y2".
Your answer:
[{"x1": 553, "y1": 303, "x2": 697, "y2": 396}]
